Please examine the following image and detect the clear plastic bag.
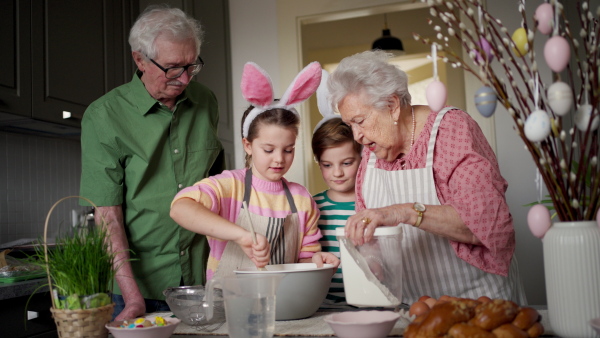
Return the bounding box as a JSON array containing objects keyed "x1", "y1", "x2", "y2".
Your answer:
[{"x1": 337, "y1": 226, "x2": 403, "y2": 308}]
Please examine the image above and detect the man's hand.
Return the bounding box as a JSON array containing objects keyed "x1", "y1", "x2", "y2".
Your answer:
[{"x1": 114, "y1": 300, "x2": 145, "y2": 321}]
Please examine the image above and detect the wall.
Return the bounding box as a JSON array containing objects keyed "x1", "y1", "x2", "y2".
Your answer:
[{"x1": 0, "y1": 131, "x2": 82, "y2": 244}]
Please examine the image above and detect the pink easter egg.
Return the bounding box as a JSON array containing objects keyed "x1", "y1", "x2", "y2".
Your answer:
[
  {"x1": 527, "y1": 204, "x2": 552, "y2": 238},
  {"x1": 474, "y1": 37, "x2": 494, "y2": 64},
  {"x1": 426, "y1": 80, "x2": 447, "y2": 113},
  {"x1": 535, "y1": 3, "x2": 554, "y2": 35},
  {"x1": 544, "y1": 36, "x2": 570, "y2": 73}
]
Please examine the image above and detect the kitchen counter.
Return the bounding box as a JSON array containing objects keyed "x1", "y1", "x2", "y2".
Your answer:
[
  {"x1": 130, "y1": 306, "x2": 557, "y2": 337},
  {"x1": 0, "y1": 277, "x2": 48, "y2": 300}
]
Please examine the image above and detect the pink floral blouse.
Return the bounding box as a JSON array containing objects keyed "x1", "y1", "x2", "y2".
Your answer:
[{"x1": 355, "y1": 108, "x2": 515, "y2": 276}]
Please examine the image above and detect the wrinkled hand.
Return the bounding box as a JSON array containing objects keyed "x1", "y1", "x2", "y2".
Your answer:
[
  {"x1": 345, "y1": 206, "x2": 402, "y2": 246},
  {"x1": 115, "y1": 301, "x2": 145, "y2": 321},
  {"x1": 310, "y1": 252, "x2": 340, "y2": 269},
  {"x1": 237, "y1": 231, "x2": 270, "y2": 268}
]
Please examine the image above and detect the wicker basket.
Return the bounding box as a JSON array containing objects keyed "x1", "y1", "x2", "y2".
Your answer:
[
  {"x1": 51, "y1": 303, "x2": 114, "y2": 337},
  {"x1": 43, "y1": 196, "x2": 114, "y2": 338}
]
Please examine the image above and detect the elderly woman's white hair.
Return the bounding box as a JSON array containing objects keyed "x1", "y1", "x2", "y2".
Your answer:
[
  {"x1": 129, "y1": 5, "x2": 204, "y2": 59},
  {"x1": 328, "y1": 50, "x2": 412, "y2": 112}
]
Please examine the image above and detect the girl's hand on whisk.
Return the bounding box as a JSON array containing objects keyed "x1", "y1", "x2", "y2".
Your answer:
[{"x1": 238, "y1": 232, "x2": 270, "y2": 268}]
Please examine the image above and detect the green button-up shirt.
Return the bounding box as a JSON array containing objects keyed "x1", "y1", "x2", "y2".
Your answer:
[{"x1": 80, "y1": 72, "x2": 225, "y2": 300}]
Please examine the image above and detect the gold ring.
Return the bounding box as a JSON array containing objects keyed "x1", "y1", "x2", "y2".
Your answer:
[{"x1": 362, "y1": 217, "x2": 371, "y2": 225}]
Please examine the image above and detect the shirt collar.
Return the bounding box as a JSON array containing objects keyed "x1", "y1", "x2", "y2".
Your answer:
[{"x1": 132, "y1": 70, "x2": 191, "y2": 116}]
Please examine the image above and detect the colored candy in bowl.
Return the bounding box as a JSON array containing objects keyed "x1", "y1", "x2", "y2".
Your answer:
[
  {"x1": 106, "y1": 315, "x2": 180, "y2": 338},
  {"x1": 324, "y1": 310, "x2": 400, "y2": 338},
  {"x1": 235, "y1": 263, "x2": 335, "y2": 320}
]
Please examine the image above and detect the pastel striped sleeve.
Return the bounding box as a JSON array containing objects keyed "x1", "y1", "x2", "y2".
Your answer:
[
  {"x1": 171, "y1": 177, "x2": 223, "y2": 213},
  {"x1": 171, "y1": 169, "x2": 245, "y2": 219}
]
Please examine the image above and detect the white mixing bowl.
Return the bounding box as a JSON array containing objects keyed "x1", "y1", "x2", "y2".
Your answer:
[{"x1": 235, "y1": 263, "x2": 335, "y2": 320}]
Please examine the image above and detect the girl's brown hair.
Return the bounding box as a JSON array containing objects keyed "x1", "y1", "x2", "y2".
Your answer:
[
  {"x1": 311, "y1": 118, "x2": 362, "y2": 162},
  {"x1": 241, "y1": 105, "x2": 300, "y2": 168}
]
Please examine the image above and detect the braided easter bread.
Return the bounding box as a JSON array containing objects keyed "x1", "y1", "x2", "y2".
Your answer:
[{"x1": 405, "y1": 297, "x2": 543, "y2": 338}]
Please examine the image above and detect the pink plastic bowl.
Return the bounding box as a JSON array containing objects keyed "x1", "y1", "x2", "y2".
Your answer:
[
  {"x1": 106, "y1": 316, "x2": 181, "y2": 338},
  {"x1": 324, "y1": 310, "x2": 400, "y2": 338}
]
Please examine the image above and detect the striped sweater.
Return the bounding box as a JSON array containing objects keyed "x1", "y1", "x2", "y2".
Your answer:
[
  {"x1": 313, "y1": 190, "x2": 355, "y2": 307},
  {"x1": 173, "y1": 168, "x2": 321, "y2": 280}
]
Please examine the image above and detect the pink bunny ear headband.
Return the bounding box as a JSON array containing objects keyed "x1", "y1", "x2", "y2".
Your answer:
[
  {"x1": 241, "y1": 61, "x2": 322, "y2": 138},
  {"x1": 312, "y1": 69, "x2": 341, "y2": 134}
]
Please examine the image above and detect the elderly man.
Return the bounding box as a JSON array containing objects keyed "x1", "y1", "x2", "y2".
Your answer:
[{"x1": 80, "y1": 6, "x2": 224, "y2": 320}]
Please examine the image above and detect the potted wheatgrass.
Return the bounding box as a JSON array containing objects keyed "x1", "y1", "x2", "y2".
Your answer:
[{"x1": 32, "y1": 196, "x2": 119, "y2": 337}]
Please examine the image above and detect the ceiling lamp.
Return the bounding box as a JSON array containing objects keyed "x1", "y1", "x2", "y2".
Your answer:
[{"x1": 372, "y1": 14, "x2": 405, "y2": 54}]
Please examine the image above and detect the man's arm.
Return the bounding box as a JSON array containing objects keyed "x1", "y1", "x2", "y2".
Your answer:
[{"x1": 95, "y1": 205, "x2": 145, "y2": 320}]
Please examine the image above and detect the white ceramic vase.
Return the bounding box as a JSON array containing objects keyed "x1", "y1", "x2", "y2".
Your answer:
[{"x1": 543, "y1": 221, "x2": 600, "y2": 338}]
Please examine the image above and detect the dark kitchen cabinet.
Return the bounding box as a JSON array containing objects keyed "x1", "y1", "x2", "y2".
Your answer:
[{"x1": 0, "y1": 0, "x2": 138, "y2": 128}]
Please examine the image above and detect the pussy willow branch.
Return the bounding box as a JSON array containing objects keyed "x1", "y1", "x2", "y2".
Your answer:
[{"x1": 415, "y1": 0, "x2": 599, "y2": 221}]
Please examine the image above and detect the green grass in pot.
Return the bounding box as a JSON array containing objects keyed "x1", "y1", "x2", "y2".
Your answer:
[{"x1": 31, "y1": 225, "x2": 118, "y2": 310}]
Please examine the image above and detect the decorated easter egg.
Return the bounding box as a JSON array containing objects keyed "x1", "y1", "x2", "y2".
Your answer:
[
  {"x1": 544, "y1": 36, "x2": 570, "y2": 72},
  {"x1": 527, "y1": 204, "x2": 552, "y2": 238},
  {"x1": 512, "y1": 28, "x2": 529, "y2": 56},
  {"x1": 426, "y1": 80, "x2": 447, "y2": 113},
  {"x1": 474, "y1": 86, "x2": 497, "y2": 117},
  {"x1": 474, "y1": 37, "x2": 494, "y2": 64},
  {"x1": 535, "y1": 3, "x2": 554, "y2": 35},
  {"x1": 524, "y1": 109, "x2": 551, "y2": 142},
  {"x1": 574, "y1": 103, "x2": 599, "y2": 131},
  {"x1": 547, "y1": 81, "x2": 573, "y2": 116}
]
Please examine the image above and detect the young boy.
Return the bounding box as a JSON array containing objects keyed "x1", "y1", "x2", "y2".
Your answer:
[{"x1": 312, "y1": 117, "x2": 362, "y2": 308}]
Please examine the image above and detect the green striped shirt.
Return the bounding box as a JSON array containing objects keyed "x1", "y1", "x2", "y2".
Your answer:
[{"x1": 313, "y1": 190, "x2": 355, "y2": 308}]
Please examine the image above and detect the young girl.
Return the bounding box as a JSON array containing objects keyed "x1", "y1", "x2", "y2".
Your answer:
[
  {"x1": 170, "y1": 61, "x2": 339, "y2": 280},
  {"x1": 312, "y1": 70, "x2": 362, "y2": 307}
]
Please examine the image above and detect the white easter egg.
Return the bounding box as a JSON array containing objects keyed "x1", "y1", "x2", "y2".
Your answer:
[
  {"x1": 574, "y1": 103, "x2": 599, "y2": 131},
  {"x1": 544, "y1": 36, "x2": 570, "y2": 73},
  {"x1": 547, "y1": 81, "x2": 573, "y2": 116},
  {"x1": 524, "y1": 110, "x2": 551, "y2": 142},
  {"x1": 527, "y1": 204, "x2": 552, "y2": 238},
  {"x1": 426, "y1": 80, "x2": 447, "y2": 113},
  {"x1": 535, "y1": 3, "x2": 554, "y2": 35}
]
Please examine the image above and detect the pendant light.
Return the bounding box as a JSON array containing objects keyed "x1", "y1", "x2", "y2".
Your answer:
[{"x1": 372, "y1": 14, "x2": 405, "y2": 54}]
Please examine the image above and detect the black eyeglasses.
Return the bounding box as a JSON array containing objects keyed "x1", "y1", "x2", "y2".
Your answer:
[{"x1": 147, "y1": 55, "x2": 204, "y2": 79}]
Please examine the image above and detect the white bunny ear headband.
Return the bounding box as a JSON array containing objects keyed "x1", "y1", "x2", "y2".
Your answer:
[
  {"x1": 312, "y1": 69, "x2": 341, "y2": 134},
  {"x1": 241, "y1": 61, "x2": 322, "y2": 138}
]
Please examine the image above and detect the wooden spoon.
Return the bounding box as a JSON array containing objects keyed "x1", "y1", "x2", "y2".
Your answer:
[{"x1": 242, "y1": 201, "x2": 267, "y2": 271}]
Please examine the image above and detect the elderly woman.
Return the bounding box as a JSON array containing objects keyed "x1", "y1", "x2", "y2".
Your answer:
[{"x1": 328, "y1": 50, "x2": 526, "y2": 304}]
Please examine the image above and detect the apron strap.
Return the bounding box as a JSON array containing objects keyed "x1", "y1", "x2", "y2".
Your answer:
[
  {"x1": 426, "y1": 106, "x2": 456, "y2": 168},
  {"x1": 243, "y1": 168, "x2": 253, "y2": 204},
  {"x1": 243, "y1": 168, "x2": 297, "y2": 213},
  {"x1": 282, "y1": 180, "x2": 298, "y2": 213}
]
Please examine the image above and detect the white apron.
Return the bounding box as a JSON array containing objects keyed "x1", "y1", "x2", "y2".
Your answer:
[
  {"x1": 214, "y1": 169, "x2": 300, "y2": 279},
  {"x1": 362, "y1": 107, "x2": 527, "y2": 305}
]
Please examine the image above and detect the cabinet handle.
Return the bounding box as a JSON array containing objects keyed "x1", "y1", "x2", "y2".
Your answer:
[{"x1": 62, "y1": 111, "x2": 82, "y2": 120}]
